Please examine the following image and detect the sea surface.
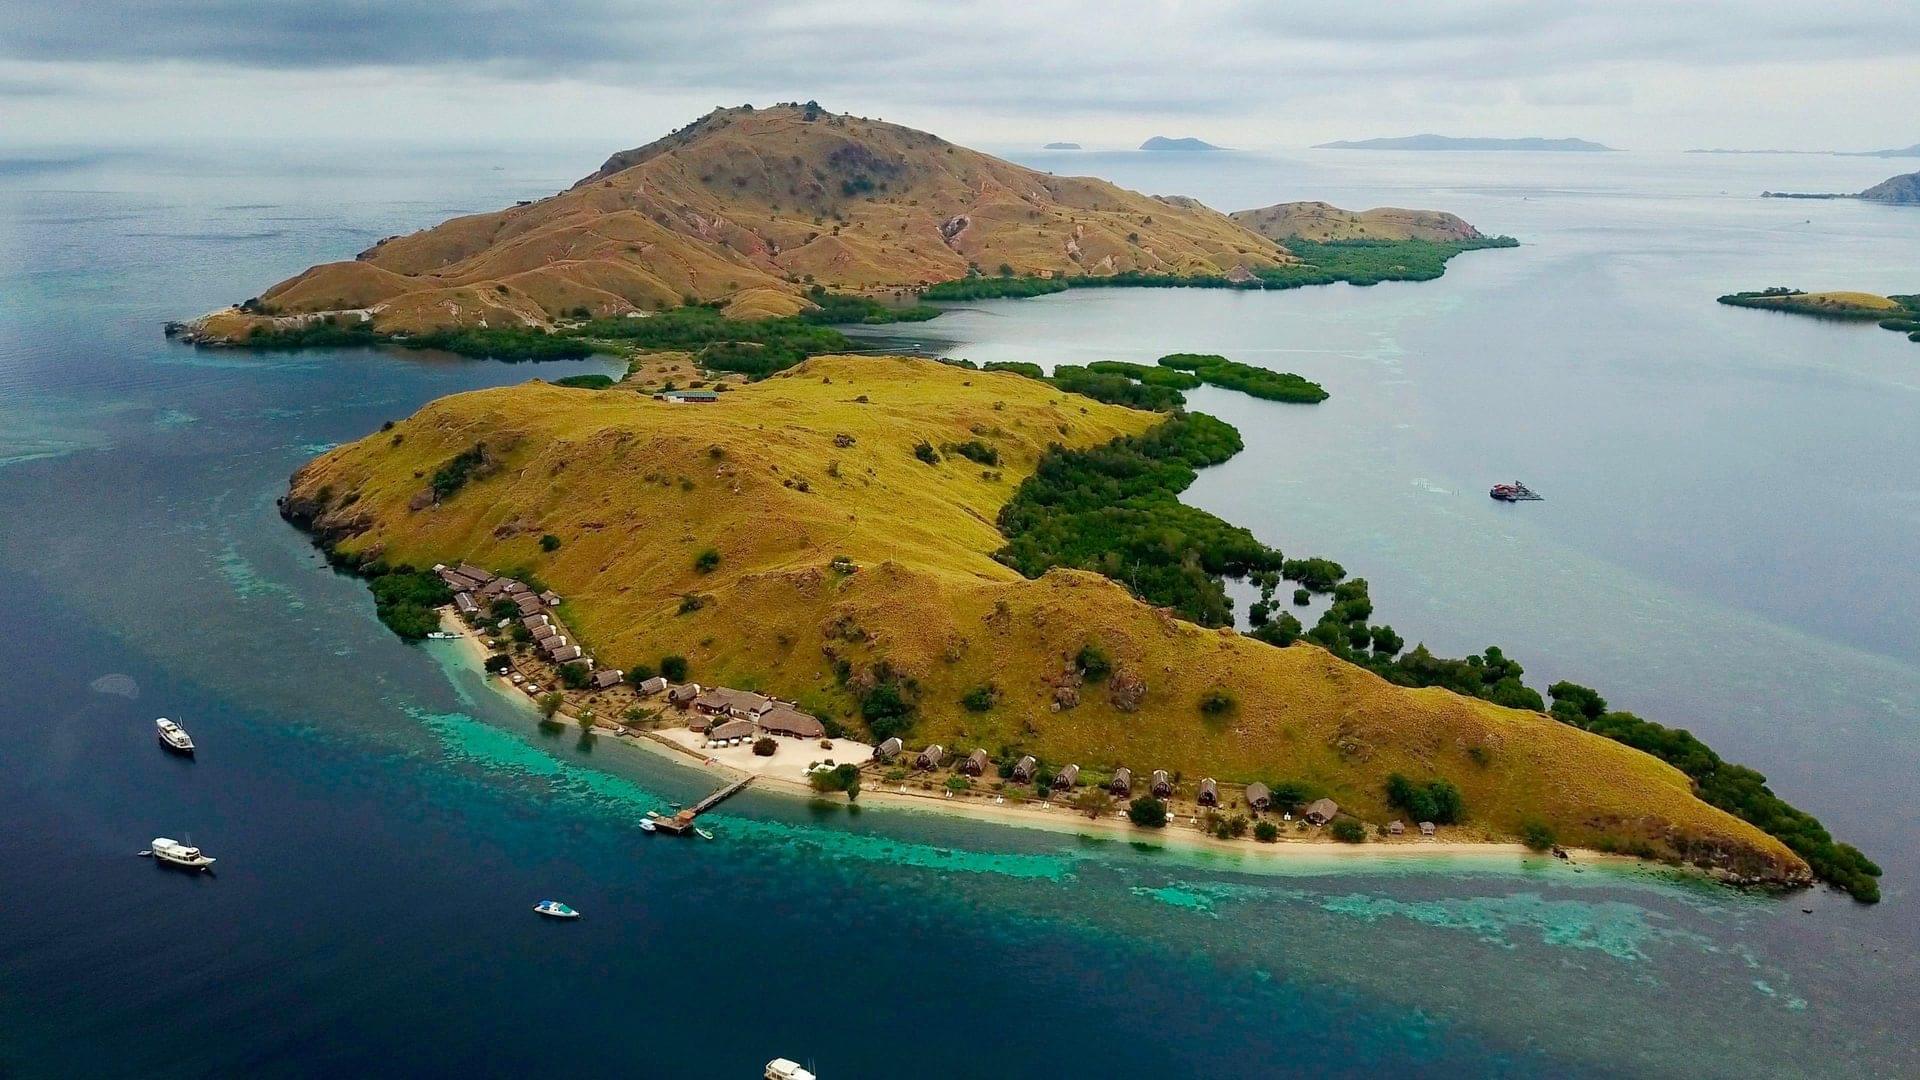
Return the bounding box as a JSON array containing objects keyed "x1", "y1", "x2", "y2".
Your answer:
[{"x1": 2, "y1": 142, "x2": 1916, "y2": 1078}]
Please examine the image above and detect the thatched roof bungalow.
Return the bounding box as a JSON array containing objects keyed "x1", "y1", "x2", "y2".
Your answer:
[
  {"x1": 693, "y1": 687, "x2": 773, "y2": 719},
  {"x1": 667, "y1": 683, "x2": 702, "y2": 707},
  {"x1": 1245, "y1": 782, "x2": 1272, "y2": 811},
  {"x1": 1108, "y1": 767, "x2": 1133, "y2": 796},
  {"x1": 706, "y1": 719, "x2": 755, "y2": 743},
  {"x1": 1419, "y1": 820, "x2": 1436, "y2": 836},
  {"x1": 1150, "y1": 770, "x2": 1173, "y2": 798},
  {"x1": 1197, "y1": 778, "x2": 1219, "y2": 806},
  {"x1": 1011, "y1": 755, "x2": 1038, "y2": 783},
  {"x1": 915, "y1": 744, "x2": 945, "y2": 770},
  {"x1": 589, "y1": 668, "x2": 623, "y2": 690},
  {"x1": 759, "y1": 704, "x2": 825, "y2": 739},
  {"x1": 961, "y1": 749, "x2": 990, "y2": 776},
  {"x1": 636, "y1": 675, "x2": 668, "y2": 696},
  {"x1": 1304, "y1": 798, "x2": 1339, "y2": 825},
  {"x1": 1387, "y1": 820, "x2": 1405, "y2": 836},
  {"x1": 873, "y1": 736, "x2": 903, "y2": 762},
  {"x1": 1052, "y1": 764, "x2": 1080, "y2": 790}
]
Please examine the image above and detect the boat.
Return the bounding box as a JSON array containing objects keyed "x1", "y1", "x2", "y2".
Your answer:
[
  {"x1": 694, "y1": 827, "x2": 715, "y2": 841},
  {"x1": 766, "y1": 1059, "x2": 817, "y2": 1080},
  {"x1": 533, "y1": 899, "x2": 580, "y2": 919},
  {"x1": 1489, "y1": 481, "x2": 1543, "y2": 502},
  {"x1": 426, "y1": 631, "x2": 460, "y2": 640},
  {"x1": 639, "y1": 818, "x2": 657, "y2": 833},
  {"x1": 148, "y1": 837, "x2": 215, "y2": 870},
  {"x1": 155, "y1": 718, "x2": 195, "y2": 755}
]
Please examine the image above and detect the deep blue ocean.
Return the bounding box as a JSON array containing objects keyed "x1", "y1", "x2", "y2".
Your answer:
[{"x1": 2, "y1": 142, "x2": 1916, "y2": 1078}]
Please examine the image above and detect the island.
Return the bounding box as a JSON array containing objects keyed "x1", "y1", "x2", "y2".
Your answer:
[
  {"x1": 1762, "y1": 167, "x2": 1920, "y2": 204},
  {"x1": 1228, "y1": 200, "x2": 1488, "y2": 243},
  {"x1": 1139, "y1": 136, "x2": 1225, "y2": 152},
  {"x1": 276, "y1": 333, "x2": 1876, "y2": 898},
  {"x1": 1689, "y1": 143, "x2": 1920, "y2": 157},
  {"x1": 1314, "y1": 134, "x2": 1617, "y2": 152},
  {"x1": 1041, "y1": 142, "x2": 1082, "y2": 150},
  {"x1": 1718, "y1": 288, "x2": 1920, "y2": 344}
]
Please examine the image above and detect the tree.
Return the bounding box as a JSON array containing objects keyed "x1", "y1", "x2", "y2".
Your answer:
[
  {"x1": 694, "y1": 548, "x2": 721, "y2": 573},
  {"x1": 1075, "y1": 643, "x2": 1112, "y2": 682},
  {"x1": 1199, "y1": 688, "x2": 1236, "y2": 716},
  {"x1": 961, "y1": 684, "x2": 997, "y2": 711},
  {"x1": 1330, "y1": 818, "x2": 1367, "y2": 843},
  {"x1": 1520, "y1": 820, "x2": 1557, "y2": 852},
  {"x1": 1254, "y1": 820, "x2": 1280, "y2": 842},
  {"x1": 660, "y1": 655, "x2": 688, "y2": 682},
  {"x1": 540, "y1": 534, "x2": 562, "y2": 552},
  {"x1": 538, "y1": 692, "x2": 564, "y2": 719},
  {"x1": 1074, "y1": 788, "x2": 1114, "y2": 819},
  {"x1": 625, "y1": 663, "x2": 657, "y2": 686},
  {"x1": 1127, "y1": 796, "x2": 1168, "y2": 828},
  {"x1": 490, "y1": 598, "x2": 519, "y2": 622},
  {"x1": 1385, "y1": 773, "x2": 1465, "y2": 825},
  {"x1": 558, "y1": 664, "x2": 590, "y2": 690},
  {"x1": 753, "y1": 737, "x2": 777, "y2": 756}
]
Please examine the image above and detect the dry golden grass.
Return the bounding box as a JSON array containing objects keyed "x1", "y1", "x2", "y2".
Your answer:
[
  {"x1": 1230, "y1": 201, "x2": 1484, "y2": 243},
  {"x1": 203, "y1": 104, "x2": 1296, "y2": 337},
  {"x1": 1783, "y1": 291, "x2": 1902, "y2": 312},
  {"x1": 288, "y1": 354, "x2": 1800, "y2": 874}
]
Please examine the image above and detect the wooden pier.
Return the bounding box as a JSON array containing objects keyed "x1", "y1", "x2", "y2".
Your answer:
[{"x1": 650, "y1": 775, "x2": 754, "y2": 835}]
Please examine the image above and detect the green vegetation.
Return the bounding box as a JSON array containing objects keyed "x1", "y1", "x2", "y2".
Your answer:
[
  {"x1": 752, "y1": 736, "x2": 777, "y2": 756},
  {"x1": 430, "y1": 442, "x2": 492, "y2": 500},
  {"x1": 809, "y1": 762, "x2": 863, "y2": 799},
  {"x1": 694, "y1": 548, "x2": 721, "y2": 573},
  {"x1": 1330, "y1": 818, "x2": 1368, "y2": 843},
  {"x1": 553, "y1": 374, "x2": 615, "y2": 389},
  {"x1": 1085, "y1": 360, "x2": 1202, "y2": 390},
  {"x1": 1075, "y1": 643, "x2": 1112, "y2": 682},
  {"x1": 1156, "y1": 353, "x2": 1328, "y2": 404},
  {"x1": 1049, "y1": 365, "x2": 1187, "y2": 411},
  {"x1": 404, "y1": 327, "x2": 594, "y2": 361},
  {"x1": 659, "y1": 655, "x2": 688, "y2": 682},
  {"x1": 912, "y1": 440, "x2": 941, "y2": 465},
  {"x1": 558, "y1": 663, "x2": 591, "y2": 690},
  {"x1": 961, "y1": 684, "x2": 998, "y2": 711},
  {"x1": 1718, "y1": 288, "x2": 1920, "y2": 347},
  {"x1": 539, "y1": 533, "x2": 562, "y2": 552},
  {"x1": 574, "y1": 305, "x2": 849, "y2": 378},
  {"x1": 538, "y1": 692, "x2": 565, "y2": 719},
  {"x1": 1547, "y1": 682, "x2": 1882, "y2": 901},
  {"x1": 1520, "y1": 820, "x2": 1557, "y2": 852},
  {"x1": 1253, "y1": 820, "x2": 1280, "y2": 842},
  {"x1": 856, "y1": 666, "x2": 918, "y2": 741},
  {"x1": 1128, "y1": 796, "x2": 1169, "y2": 827},
  {"x1": 920, "y1": 237, "x2": 1516, "y2": 303},
  {"x1": 1199, "y1": 688, "x2": 1237, "y2": 716},
  {"x1": 1385, "y1": 773, "x2": 1465, "y2": 824},
  {"x1": 945, "y1": 439, "x2": 1000, "y2": 467},
  {"x1": 995, "y1": 412, "x2": 1282, "y2": 626},
  {"x1": 982, "y1": 360, "x2": 1045, "y2": 379},
  {"x1": 795, "y1": 289, "x2": 940, "y2": 326},
  {"x1": 366, "y1": 569, "x2": 451, "y2": 639}
]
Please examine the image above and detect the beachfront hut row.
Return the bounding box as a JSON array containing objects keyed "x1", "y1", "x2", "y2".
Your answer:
[
  {"x1": 1388, "y1": 820, "x2": 1406, "y2": 836},
  {"x1": 962, "y1": 749, "x2": 990, "y2": 777},
  {"x1": 668, "y1": 683, "x2": 701, "y2": 707},
  {"x1": 1419, "y1": 821, "x2": 1437, "y2": 836},
  {"x1": 1052, "y1": 764, "x2": 1080, "y2": 790}
]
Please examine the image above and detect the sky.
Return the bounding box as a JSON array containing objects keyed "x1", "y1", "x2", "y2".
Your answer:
[{"x1": 2, "y1": 1, "x2": 1918, "y2": 152}]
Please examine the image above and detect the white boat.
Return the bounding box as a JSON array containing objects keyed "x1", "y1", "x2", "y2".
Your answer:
[
  {"x1": 155, "y1": 718, "x2": 195, "y2": 754},
  {"x1": 639, "y1": 819, "x2": 657, "y2": 833},
  {"x1": 766, "y1": 1060, "x2": 816, "y2": 1080},
  {"x1": 533, "y1": 899, "x2": 580, "y2": 919},
  {"x1": 149, "y1": 837, "x2": 214, "y2": 870},
  {"x1": 694, "y1": 827, "x2": 715, "y2": 841},
  {"x1": 426, "y1": 631, "x2": 460, "y2": 640}
]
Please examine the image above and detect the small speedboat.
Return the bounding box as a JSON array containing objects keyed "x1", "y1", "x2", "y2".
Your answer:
[
  {"x1": 533, "y1": 899, "x2": 580, "y2": 919},
  {"x1": 638, "y1": 819, "x2": 657, "y2": 833},
  {"x1": 148, "y1": 837, "x2": 215, "y2": 870},
  {"x1": 155, "y1": 718, "x2": 195, "y2": 755},
  {"x1": 694, "y1": 827, "x2": 715, "y2": 841}
]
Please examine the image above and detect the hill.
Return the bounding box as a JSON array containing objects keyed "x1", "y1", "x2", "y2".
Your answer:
[
  {"x1": 1316, "y1": 135, "x2": 1617, "y2": 152},
  {"x1": 195, "y1": 104, "x2": 1291, "y2": 341},
  {"x1": 280, "y1": 353, "x2": 1810, "y2": 883},
  {"x1": 1719, "y1": 288, "x2": 1920, "y2": 345},
  {"x1": 1140, "y1": 136, "x2": 1225, "y2": 152},
  {"x1": 1230, "y1": 201, "x2": 1485, "y2": 243},
  {"x1": 1860, "y1": 169, "x2": 1920, "y2": 204}
]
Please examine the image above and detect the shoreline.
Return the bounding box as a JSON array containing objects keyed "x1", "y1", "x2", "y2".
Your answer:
[{"x1": 436, "y1": 611, "x2": 1648, "y2": 875}]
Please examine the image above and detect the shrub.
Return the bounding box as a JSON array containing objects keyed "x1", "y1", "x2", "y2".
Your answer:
[
  {"x1": 1330, "y1": 818, "x2": 1367, "y2": 843},
  {"x1": 1520, "y1": 820, "x2": 1557, "y2": 852},
  {"x1": 659, "y1": 655, "x2": 688, "y2": 681},
  {"x1": 537, "y1": 692, "x2": 565, "y2": 719},
  {"x1": 961, "y1": 684, "x2": 998, "y2": 711},
  {"x1": 625, "y1": 663, "x2": 656, "y2": 685},
  {"x1": 558, "y1": 664, "x2": 591, "y2": 690},
  {"x1": 945, "y1": 775, "x2": 972, "y2": 792},
  {"x1": 694, "y1": 548, "x2": 721, "y2": 573},
  {"x1": 1385, "y1": 773, "x2": 1465, "y2": 824},
  {"x1": 1076, "y1": 643, "x2": 1112, "y2": 682},
  {"x1": 913, "y1": 440, "x2": 940, "y2": 465},
  {"x1": 539, "y1": 534, "x2": 562, "y2": 552},
  {"x1": 1254, "y1": 820, "x2": 1280, "y2": 843},
  {"x1": 1199, "y1": 688, "x2": 1236, "y2": 716},
  {"x1": 1127, "y1": 796, "x2": 1168, "y2": 828},
  {"x1": 947, "y1": 439, "x2": 1000, "y2": 466},
  {"x1": 752, "y1": 737, "x2": 777, "y2": 756},
  {"x1": 1293, "y1": 588, "x2": 1311, "y2": 606}
]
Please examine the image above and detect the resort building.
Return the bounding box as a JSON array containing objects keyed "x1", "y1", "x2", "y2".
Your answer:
[
  {"x1": 1109, "y1": 767, "x2": 1133, "y2": 797},
  {"x1": 1011, "y1": 755, "x2": 1038, "y2": 783},
  {"x1": 655, "y1": 389, "x2": 720, "y2": 403},
  {"x1": 915, "y1": 744, "x2": 945, "y2": 770},
  {"x1": 1388, "y1": 820, "x2": 1406, "y2": 836},
  {"x1": 1304, "y1": 798, "x2": 1340, "y2": 825},
  {"x1": 1052, "y1": 764, "x2": 1080, "y2": 790},
  {"x1": 693, "y1": 687, "x2": 774, "y2": 721},
  {"x1": 1197, "y1": 778, "x2": 1219, "y2": 807},
  {"x1": 873, "y1": 737, "x2": 903, "y2": 762},
  {"x1": 759, "y1": 704, "x2": 825, "y2": 739},
  {"x1": 589, "y1": 668, "x2": 623, "y2": 690},
  {"x1": 1419, "y1": 821, "x2": 1437, "y2": 837},
  {"x1": 1150, "y1": 770, "x2": 1173, "y2": 798},
  {"x1": 636, "y1": 675, "x2": 668, "y2": 696},
  {"x1": 705, "y1": 719, "x2": 756, "y2": 745},
  {"x1": 1245, "y1": 782, "x2": 1272, "y2": 811},
  {"x1": 961, "y1": 749, "x2": 990, "y2": 777},
  {"x1": 668, "y1": 684, "x2": 702, "y2": 707}
]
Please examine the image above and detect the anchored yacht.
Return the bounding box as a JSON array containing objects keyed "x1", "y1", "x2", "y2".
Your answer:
[
  {"x1": 155, "y1": 718, "x2": 195, "y2": 754},
  {"x1": 149, "y1": 838, "x2": 214, "y2": 870}
]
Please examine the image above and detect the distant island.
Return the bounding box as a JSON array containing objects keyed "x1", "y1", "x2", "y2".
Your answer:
[
  {"x1": 1690, "y1": 143, "x2": 1920, "y2": 158},
  {"x1": 1761, "y1": 168, "x2": 1920, "y2": 204},
  {"x1": 1719, "y1": 288, "x2": 1920, "y2": 345},
  {"x1": 1139, "y1": 136, "x2": 1224, "y2": 152},
  {"x1": 1314, "y1": 134, "x2": 1617, "y2": 152},
  {"x1": 1041, "y1": 142, "x2": 1082, "y2": 150}
]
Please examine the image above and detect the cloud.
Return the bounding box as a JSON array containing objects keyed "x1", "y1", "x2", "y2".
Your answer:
[{"x1": 1, "y1": 1, "x2": 1915, "y2": 148}]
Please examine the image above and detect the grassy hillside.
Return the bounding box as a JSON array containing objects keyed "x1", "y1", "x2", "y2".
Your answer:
[
  {"x1": 1719, "y1": 288, "x2": 1920, "y2": 344},
  {"x1": 198, "y1": 102, "x2": 1294, "y2": 340},
  {"x1": 282, "y1": 353, "x2": 1806, "y2": 884},
  {"x1": 1229, "y1": 201, "x2": 1484, "y2": 243}
]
